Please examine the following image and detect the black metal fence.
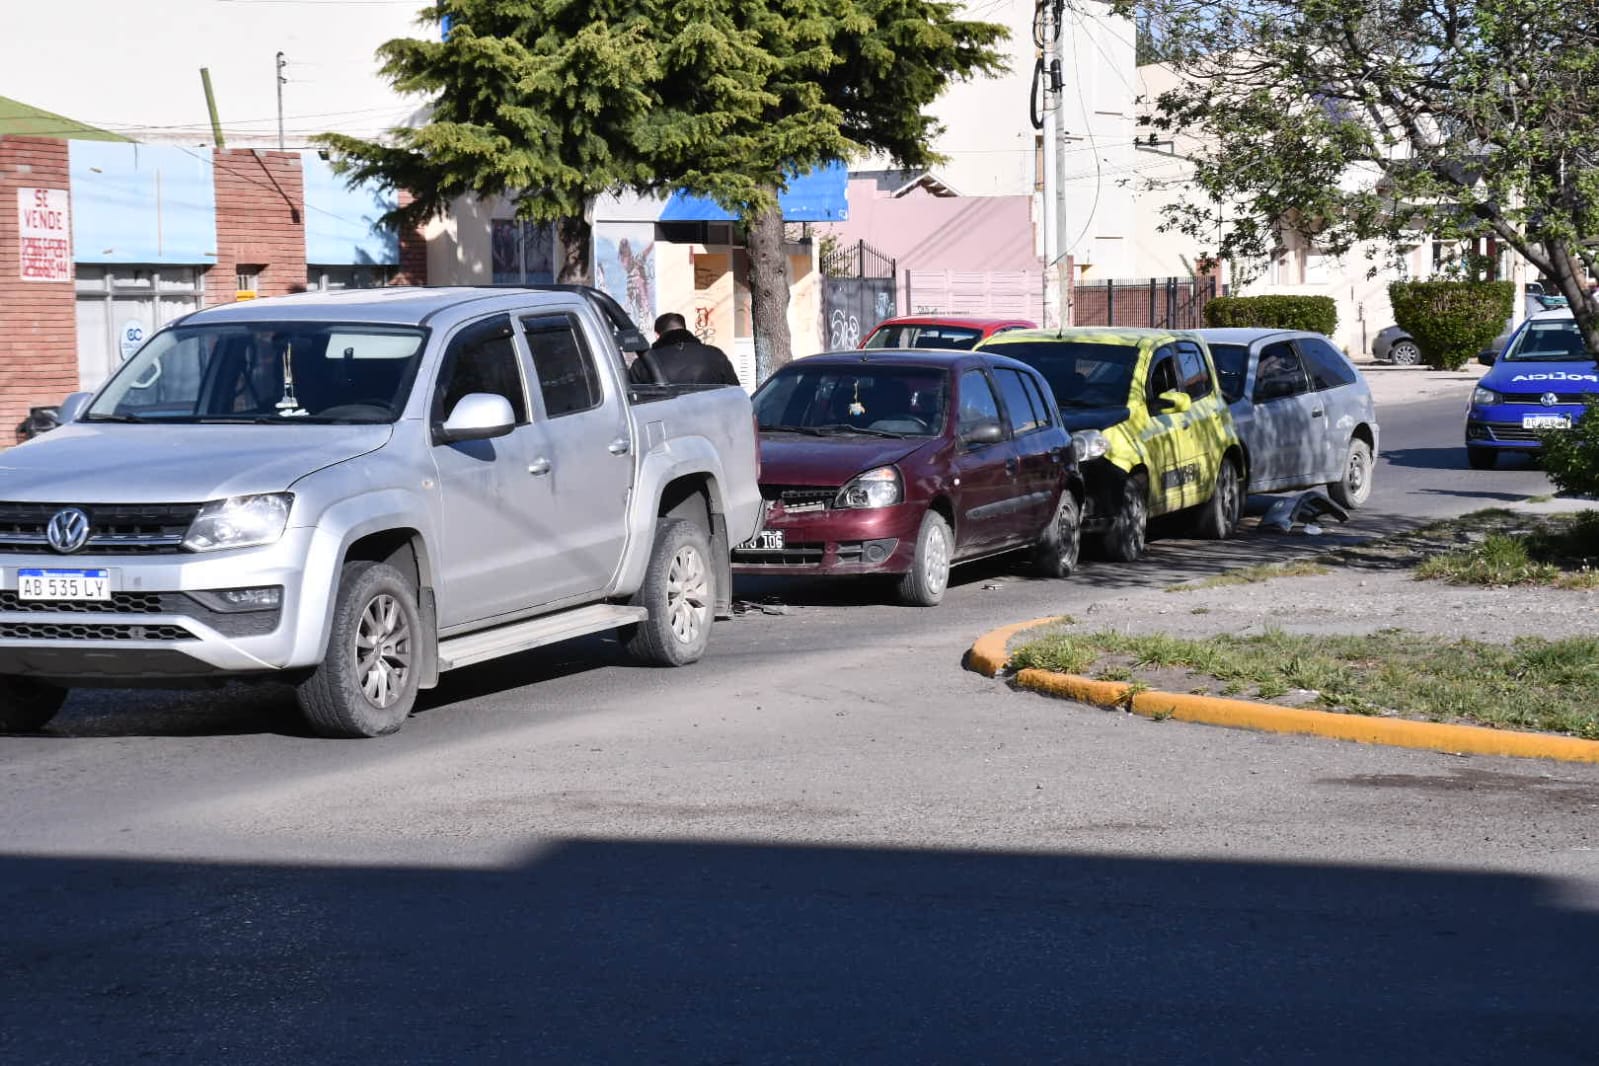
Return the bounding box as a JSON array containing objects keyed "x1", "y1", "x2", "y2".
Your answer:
[
  {"x1": 821, "y1": 239, "x2": 898, "y2": 350},
  {"x1": 1073, "y1": 275, "x2": 1219, "y2": 331}
]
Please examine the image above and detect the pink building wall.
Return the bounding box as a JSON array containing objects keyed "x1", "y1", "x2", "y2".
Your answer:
[{"x1": 821, "y1": 180, "x2": 1042, "y2": 273}]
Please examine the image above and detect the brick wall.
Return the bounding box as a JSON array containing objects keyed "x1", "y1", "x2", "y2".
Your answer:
[
  {"x1": 0, "y1": 137, "x2": 77, "y2": 443},
  {"x1": 208, "y1": 149, "x2": 307, "y2": 305},
  {"x1": 394, "y1": 191, "x2": 428, "y2": 286}
]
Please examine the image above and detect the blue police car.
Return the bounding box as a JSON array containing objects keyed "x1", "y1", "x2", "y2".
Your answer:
[{"x1": 1465, "y1": 309, "x2": 1597, "y2": 469}]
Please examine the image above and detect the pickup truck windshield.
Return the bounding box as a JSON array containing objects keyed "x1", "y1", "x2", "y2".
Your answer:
[
  {"x1": 84, "y1": 322, "x2": 427, "y2": 424},
  {"x1": 1502, "y1": 320, "x2": 1590, "y2": 363},
  {"x1": 754, "y1": 366, "x2": 948, "y2": 437}
]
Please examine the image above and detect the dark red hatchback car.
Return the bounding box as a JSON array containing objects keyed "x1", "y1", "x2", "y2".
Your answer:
[{"x1": 732, "y1": 350, "x2": 1085, "y2": 605}]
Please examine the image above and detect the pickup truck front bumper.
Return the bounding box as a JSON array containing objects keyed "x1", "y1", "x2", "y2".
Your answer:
[{"x1": 0, "y1": 527, "x2": 327, "y2": 684}]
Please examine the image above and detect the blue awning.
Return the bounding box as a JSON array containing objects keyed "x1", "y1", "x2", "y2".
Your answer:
[{"x1": 659, "y1": 162, "x2": 848, "y2": 223}]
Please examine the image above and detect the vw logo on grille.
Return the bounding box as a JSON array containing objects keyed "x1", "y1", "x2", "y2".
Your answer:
[
  {"x1": 46, "y1": 508, "x2": 91, "y2": 554},
  {"x1": 1542, "y1": 392, "x2": 1560, "y2": 407}
]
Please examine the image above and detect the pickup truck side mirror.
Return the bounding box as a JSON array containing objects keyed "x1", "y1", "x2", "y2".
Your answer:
[
  {"x1": 617, "y1": 328, "x2": 651, "y2": 355},
  {"x1": 961, "y1": 419, "x2": 1005, "y2": 446},
  {"x1": 436, "y1": 393, "x2": 517, "y2": 445},
  {"x1": 1477, "y1": 350, "x2": 1497, "y2": 367},
  {"x1": 1154, "y1": 389, "x2": 1193, "y2": 414},
  {"x1": 58, "y1": 392, "x2": 94, "y2": 424}
]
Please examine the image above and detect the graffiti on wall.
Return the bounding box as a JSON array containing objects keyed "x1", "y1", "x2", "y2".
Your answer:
[{"x1": 594, "y1": 223, "x2": 656, "y2": 329}]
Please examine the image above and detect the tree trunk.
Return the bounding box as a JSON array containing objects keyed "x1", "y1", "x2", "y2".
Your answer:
[
  {"x1": 1543, "y1": 239, "x2": 1599, "y2": 357},
  {"x1": 557, "y1": 216, "x2": 592, "y2": 285},
  {"x1": 745, "y1": 199, "x2": 792, "y2": 381}
]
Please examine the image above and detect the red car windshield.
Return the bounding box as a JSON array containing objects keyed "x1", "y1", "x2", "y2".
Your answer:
[
  {"x1": 863, "y1": 324, "x2": 984, "y2": 350},
  {"x1": 754, "y1": 366, "x2": 948, "y2": 437}
]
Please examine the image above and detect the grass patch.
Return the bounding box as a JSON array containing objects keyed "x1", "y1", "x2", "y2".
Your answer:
[
  {"x1": 1168, "y1": 558, "x2": 1331, "y2": 592},
  {"x1": 1009, "y1": 626, "x2": 1599, "y2": 738},
  {"x1": 1414, "y1": 511, "x2": 1599, "y2": 589}
]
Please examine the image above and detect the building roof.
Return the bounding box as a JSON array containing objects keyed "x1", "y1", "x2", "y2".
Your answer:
[{"x1": 0, "y1": 96, "x2": 129, "y2": 142}]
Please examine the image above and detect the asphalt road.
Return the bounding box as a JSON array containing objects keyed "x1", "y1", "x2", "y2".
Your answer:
[{"x1": 5, "y1": 374, "x2": 1598, "y2": 1064}]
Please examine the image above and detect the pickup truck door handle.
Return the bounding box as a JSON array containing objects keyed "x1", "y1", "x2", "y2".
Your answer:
[
  {"x1": 528, "y1": 457, "x2": 553, "y2": 476},
  {"x1": 1311, "y1": 408, "x2": 1325, "y2": 418},
  {"x1": 607, "y1": 437, "x2": 631, "y2": 455}
]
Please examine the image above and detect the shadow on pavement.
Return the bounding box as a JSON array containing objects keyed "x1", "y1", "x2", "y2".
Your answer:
[
  {"x1": 2, "y1": 839, "x2": 1594, "y2": 1063},
  {"x1": 1383, "y1": 446, "x2": 1540, "y2": 472}
]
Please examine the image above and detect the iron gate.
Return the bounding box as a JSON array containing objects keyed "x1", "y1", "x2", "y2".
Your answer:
[{"x1": 821, "y1": 239, "x2": 897, "y2": 350}]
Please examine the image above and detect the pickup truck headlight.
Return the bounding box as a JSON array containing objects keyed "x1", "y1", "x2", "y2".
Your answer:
[
  {"x1": 1471, "y1": 386, "x2": 1502, "y2": 407},
  {"x1": 183, "y1": 493, "x2": 294, "y2": 552},
  {"x1": 835, "y1": 466, "x2": 902, "y2": 509},
  {"x1": 1071, "y1": 429, "x2": 1110, "y2": 461}
]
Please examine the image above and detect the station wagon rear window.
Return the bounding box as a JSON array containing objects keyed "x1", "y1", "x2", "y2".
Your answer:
[{"x1": 863, "y1": 324, "x2": 984, "y2": 350}]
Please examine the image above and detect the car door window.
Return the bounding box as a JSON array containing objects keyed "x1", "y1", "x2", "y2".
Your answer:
[
  {"x1": 522, "y1": 313, "x2": 603, "y2": 417},
  {"x1": 1020, "y1": 370, "x2": 1056, "y2": 427},
  {"x1": 994, "y1": 367, "x2": 1045, "y2": 435},
  {"x1": 958, "y1": 369, "x2": 1003, "y2": 435},
  {"x1": 1297, "y1": 337, "x2": 1358, "y2": 390},
  {"x1": 1252, "y1": 342, "x2": 1311, "y2": 403},
  {"x1": 1176, "y1": 341, "x2": 1214, "y2": 400},
  {"x1": 433, "y1": 314, "x2": 528, "y2": 424},
  {"x1": 1147, "y1": 348, "x2": 1181, "y2": 405}
]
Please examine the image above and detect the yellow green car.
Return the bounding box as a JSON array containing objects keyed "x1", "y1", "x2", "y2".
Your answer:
[{"x1": 978, "y1": 327, "x2": 1244, "y2": 560}]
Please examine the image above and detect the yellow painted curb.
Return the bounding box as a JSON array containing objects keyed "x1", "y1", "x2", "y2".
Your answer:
[
  {"x1": 965, "y1": 616, "x2": 1061, "y2": 678},
  {"x1": 969, "y1": 621, "x2": 1599, "y2": 765}
]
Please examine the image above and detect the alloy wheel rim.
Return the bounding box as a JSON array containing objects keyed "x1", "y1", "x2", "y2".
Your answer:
[
  {"x1": 666, "y1": 545, "x2": 710, "y2": 644},
  {"x1": 924, "y1": 523, "x2": 950, "y2": 594},
  {"x1": 1348, "y1": 449, "x2": 1368, "y2": 495},
  {"x1": 355, "y1": 593, "x2": 411, "y2": 709},
  {"x1": 1057, "y1": 502, "x2": 1080, "y2": 567}
]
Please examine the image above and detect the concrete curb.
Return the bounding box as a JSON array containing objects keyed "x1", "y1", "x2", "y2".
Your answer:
[{"x1": 967, "y1": 618, "x2": 1599, "y2": 765}]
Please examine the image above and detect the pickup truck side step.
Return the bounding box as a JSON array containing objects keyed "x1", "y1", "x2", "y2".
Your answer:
[{"x1": 437, "y1": 604, "x2": 649, "y2": 672}]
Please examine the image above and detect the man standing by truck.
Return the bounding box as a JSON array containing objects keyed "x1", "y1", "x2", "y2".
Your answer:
[{"x1": 628, "y1": 312, "x2": 741, "y2": 387}]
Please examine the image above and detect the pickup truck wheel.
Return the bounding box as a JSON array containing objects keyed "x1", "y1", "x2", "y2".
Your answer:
[
  {"x1": 1193, "y1": 455, "x2": 1243, "y2": 539},
  {"x1": 898, "y1": 510, "x2": 952, "y2": 606},
  {"x1": 1100, "y1": 472, "x2": 1148, "y2": 562},
  {"x1": 296, "y1": 561, "x2": 421, "y2": 738},
  {"x1": 625, "y1": 518, "x2": 714, "y2": 667},
  {"x1": 1030, "y1": 491, "x2": 1081, "y2": 579},
  {"x1": 1328, "y1": 438, "x2": 1374, "y2": 508},
  {"x1": 0, "y1": 676, "x2": 67, "y2": 733}
]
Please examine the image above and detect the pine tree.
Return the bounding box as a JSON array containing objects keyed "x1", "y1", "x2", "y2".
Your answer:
[{"x1": 324, "y1": 0, "x2": 1006, "y2": 374}]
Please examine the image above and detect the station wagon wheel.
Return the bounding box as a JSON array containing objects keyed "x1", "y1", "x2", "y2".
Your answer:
[
  {"x1": 1031, "y1": 490, "x2": 1082, "y2": 579},
  {"x1": 0, "y1": 676, "x2": 68, "y2": 733},
  {"x1": 296, "y1": 560, "x2": 423, "y2": 738},
  {"x1": 898, "y1": 510, "x2": 953, "y2": 607},
  {"x1": 626, "y1": 518, "x2": 714, "y2": 666},
  {"x1": 1328, "y1": 438, "x2": 1374, "y2": 508},
  {"x1": 1100, "y1": 472, "x2": 1148, "y2": 562}
]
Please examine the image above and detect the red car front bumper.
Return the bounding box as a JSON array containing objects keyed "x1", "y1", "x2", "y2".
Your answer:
[{"x1": 730, "y1": 500, "x2": 925, "y2": 576}]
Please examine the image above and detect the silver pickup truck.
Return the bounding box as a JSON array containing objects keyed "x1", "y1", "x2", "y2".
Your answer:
[{"x1": 0, "y1": 287, "x2": 762, "y2": 737}]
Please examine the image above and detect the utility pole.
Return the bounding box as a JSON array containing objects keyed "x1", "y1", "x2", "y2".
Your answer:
[
  {"x1": 1035, "y1": 0, "x2": 1070, "y2": 328},
  {"x1": 1053, "y1": 7, "x2": 1071, "y2": 327},
  {"x1": 200, "y1": 68, "x2": 225, "y2": 148},
  {"x1": 276, "y1": 51, "x2": 287, "y2": 150}
]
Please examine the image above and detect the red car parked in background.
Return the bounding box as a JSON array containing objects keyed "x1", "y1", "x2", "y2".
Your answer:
[
  {"x1": 732, "y1": 350, "x2": 1084, "y2": 606},
  {"x1": 860, "y1": 315, "x2": 1036, "y2": 351}
]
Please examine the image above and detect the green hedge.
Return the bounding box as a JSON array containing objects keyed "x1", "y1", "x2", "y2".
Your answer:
[
  {"x1": 1202, "y1": 295, "x2": 1338, "y2": 336},
  {"x1": 1540, "y1": 407, "x2": 1599, "y2": 499},
  {"x1": 1388, "y1": 280, "x2": 1515, "y2": 371}
]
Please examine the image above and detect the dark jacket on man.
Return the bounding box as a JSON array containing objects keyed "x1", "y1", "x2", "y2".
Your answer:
[{"x1": 628, "y1": 329, "x2": 741, "y2": 386}]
